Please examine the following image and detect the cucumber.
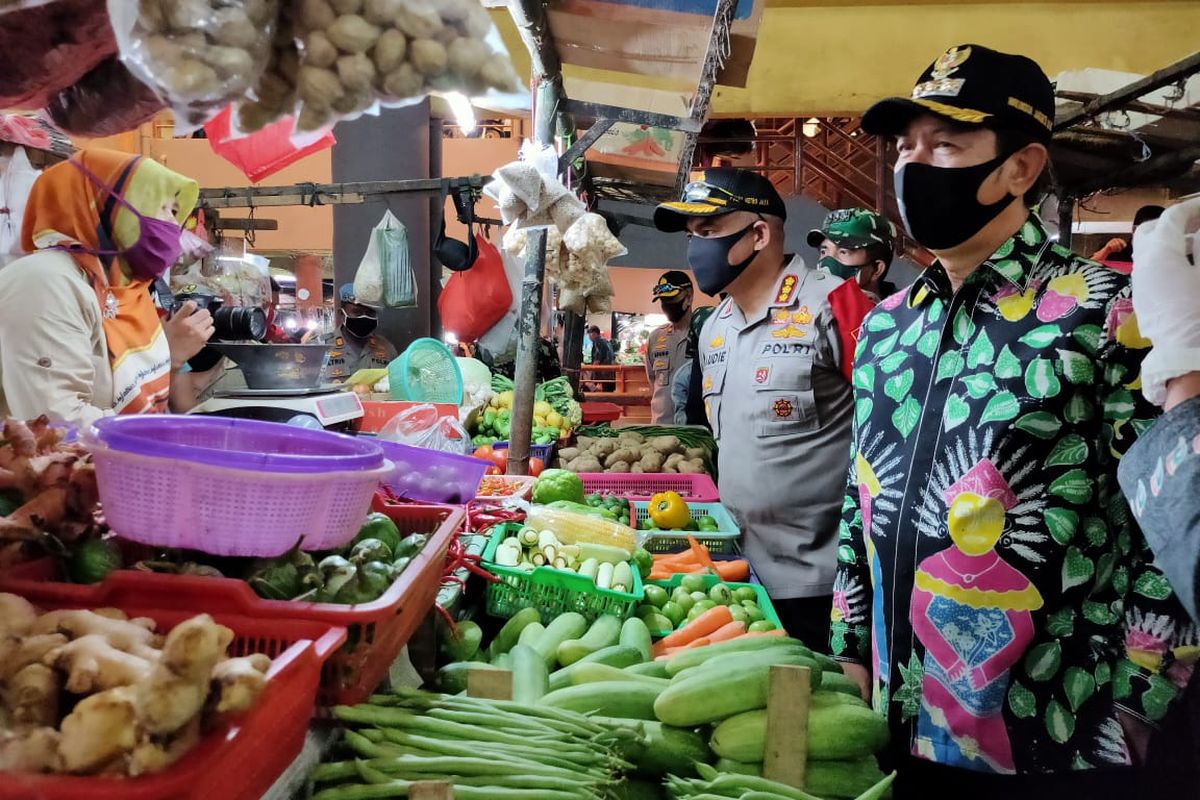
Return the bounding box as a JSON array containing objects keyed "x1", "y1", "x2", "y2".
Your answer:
[
  {"x1": 436, "y1": 661, "x2": 499, "y2": 694},
  {"x1": 715, "y1": 757, "x2": 762, "y2": 776},
  {"x1": 557, "y1": 614, "x2": 623, "y2": 667},
  {"x1": 541, "y1": 681, "x2": 664, "y2": 720},
  {"x1": 812, "y1": 651, "x2": 842, "y2": 673},
  {"x1": 493, "y1": 652, "x2": 513, "y2": 670},
  {"x1": 619, "y1": 617, "x2": 653, "y2": 662},
  {"x1": 655, "y1": 659, "x2": 821, "y2": 728},
  {"x1": 625, "y1": 660, "x2": 669, "y2": 679},
  {"x1": 517, "y1": 621, "x2": 546, "y2": 649},
  {"x1": 806, "y1": 758, "x2": 890, "y2": 800},
  {"x1": 664, "y1": 636, "x2": 812, "y2": 676},
  {"x1": 577, "y1": 542, "x2": 633, "y2": 563},
  {"x1": 567, "y1": 662, "x2": 669, "y2": 689},
  {"x1": 819, "y1": 669, "x2": 864, "y2": 698},
  {"x1": 487, "y1": 607, "x2": 541, "y2": 660},
  {"x1": 670, "y1": 645, "x2": 815, "y2": 683},
  {"x1": 532, "y1": 612, "x2": 588, "y2": 668},
  {"x1": 708, "y1": 702, "x2": 889, "y2": 762},
  {"x1": 510, "y1": 643, "x2": 549, "y2": 704},
  {"x1": 548, "y1": 645, "x2": 644, "y2": 691},
  {"x1": 629, "y1": 721, "x2": 712, "y2": 778},
  {"x1": 813, "y1": 690, "x2": 869, "y2": 709}
]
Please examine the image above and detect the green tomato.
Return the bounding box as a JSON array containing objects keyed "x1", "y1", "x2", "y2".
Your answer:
[
  {"x1": 680, "y1": 574, "x2": 707, "y2": 594},
  {"x1": 733, "y1": 586, "x2": 758, "y2": 604},
  {"x1": 690, "y1": 591, "x2": 708, "y2": 605},
  {"x1": 697, "y1": 516, "x2": 719, "y2": 531},
  {"x1": 708, "y1": 583, "x2": 733, "y2": 606},
  {"x1": 728, "y1": 605, "x2": 750, "y2": 624},
  {"x1": 643, "y1": 585, "x2": 670, "y2": 609},
  {"x1": 742, "y1": 602, "x2": 765, "y2": 623},
  {"x1": 636, "y1": 603, "x2": 659, "y2": 619},
  {"x1": 748, "y1": 620, "x2": 777, "y2": 633},
  {"x1": 660, "y1": 601, "x2": 685, "y2": 628},
  {"x1": 671, "y1": 589, "x2": 695, "y2": 615}
]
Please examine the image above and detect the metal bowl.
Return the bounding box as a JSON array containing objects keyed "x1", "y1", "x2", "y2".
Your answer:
[{"x1": 210, "y1": 343, "x2": 333, "y2": 390}]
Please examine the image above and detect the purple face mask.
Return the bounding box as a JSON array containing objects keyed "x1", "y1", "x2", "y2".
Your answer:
[{"x1": 67, "y1": 158, "x2": 185, "y2": 282}]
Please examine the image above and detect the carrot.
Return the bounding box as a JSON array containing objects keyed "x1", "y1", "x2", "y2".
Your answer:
[
  {"x1": 687, "y1": 535, "x2": 720, "y2": 574},
  {"x1": 706, "y1": 620, "x2": 747, "y2": 643},
  {"x1": 713, "y1": 560, "x2": 751, "y2": 582},
  {"x1": 681, "y1": 636, "x2": 712, "y2": 649},
  {"x1": 657, "y1": 605, "x2": 733, "y2": 649}
]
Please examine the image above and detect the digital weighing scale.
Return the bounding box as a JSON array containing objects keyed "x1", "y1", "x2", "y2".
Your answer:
[{"x1": 191, "y1": 386, "x2": 364, "y2": 430}]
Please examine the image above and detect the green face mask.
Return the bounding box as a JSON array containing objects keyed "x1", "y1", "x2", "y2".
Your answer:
[{"x1": 818, "y1": 255, "x2": 862, "y2": 281}]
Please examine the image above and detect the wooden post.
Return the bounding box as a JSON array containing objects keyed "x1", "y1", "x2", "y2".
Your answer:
[
  {"x1": 508, "y1": 227, "x2": 548, "y2": 477},
  {"x1": 410, "y1": 781, "x2": 455, "y2": 800},
  {"x1": 763, "y1": 664, "x2": 812, "y2": 789},
  {"x1": 466, "y1": 667, "x2": 514, "y2": 701}
]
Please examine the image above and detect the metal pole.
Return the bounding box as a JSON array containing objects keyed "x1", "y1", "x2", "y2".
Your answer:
[{"x1": 508, "y1": 227, "x2": 548, "y2": 476}]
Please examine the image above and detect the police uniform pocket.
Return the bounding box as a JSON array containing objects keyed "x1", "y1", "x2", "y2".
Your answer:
[
  {"x1": 701, "y1": 359, "x2": 727, "y2": 437},
  {"x1": 753, "y1": 357, "x2": 817, "y2": 436}
]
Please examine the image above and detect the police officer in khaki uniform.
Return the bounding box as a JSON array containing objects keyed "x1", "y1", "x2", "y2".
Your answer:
[
  {"x1": 654, "y1": 168, "x2": 854, "y2": 649},
  {"x1": 645, "y1": 271, "x2": 693, "y2": 424},
  {"x1": 326, "y1": 283, "x2": 398, "y2": 382}
]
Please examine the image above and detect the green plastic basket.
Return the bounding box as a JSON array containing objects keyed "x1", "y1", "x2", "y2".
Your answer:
[
  {"x1": 645, "y1": 573, "x2": 784, "y2": 639},
  {"x1": 632, "y1": 501, "x2": 741, "y2": 554},
  {"x1": 481, "y1": 523, "x2": 644, "y2": 624}
]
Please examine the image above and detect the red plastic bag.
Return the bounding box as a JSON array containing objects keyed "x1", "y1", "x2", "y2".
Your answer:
[
  {"x1": 439, "y1": 233, "x2": 513, "y2": 342},
  {"x1": 204, "y1": 106, "x2": 336, "y2": 184}
]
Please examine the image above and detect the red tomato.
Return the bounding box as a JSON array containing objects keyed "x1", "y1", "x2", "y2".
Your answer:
[
  {"x1": 488, "y1": 448, "x2": 510, "y2": 472},
  {"x1": 473, "y1": 445, "x2": 494, "y2": 462},
  {"x1": 528, "y1": 457, "x2": 545, "y2": 477},
  {"x1": 485, "y1": 465, "x2": 503, "y2": 476}
]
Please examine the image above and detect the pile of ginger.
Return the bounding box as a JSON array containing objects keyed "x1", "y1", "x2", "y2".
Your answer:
[{"x1": 0, "y1": 593, "x2": 271, "y2": 776}]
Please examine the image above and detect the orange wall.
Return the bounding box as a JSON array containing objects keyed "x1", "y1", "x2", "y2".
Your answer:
[{"x1": 607, "y1": 266, "x2": 719, "y2": 315}]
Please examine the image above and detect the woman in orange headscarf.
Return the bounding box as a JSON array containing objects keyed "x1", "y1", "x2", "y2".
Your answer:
[{"x1": 0, "y1": 148, "x2": 212, "y2": 426}]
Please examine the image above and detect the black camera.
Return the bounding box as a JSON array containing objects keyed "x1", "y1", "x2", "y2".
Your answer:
[{"x1": 172, "y1": 291, "x2": 268, "y2": 343}]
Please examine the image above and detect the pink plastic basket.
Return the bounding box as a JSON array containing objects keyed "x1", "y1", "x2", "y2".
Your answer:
[
  {"x1": 85, "y1": 436, "x2": 392, "y2": 557},
  {"x1": 578, "y1": 472, "x2": 720, "y2": 502}
]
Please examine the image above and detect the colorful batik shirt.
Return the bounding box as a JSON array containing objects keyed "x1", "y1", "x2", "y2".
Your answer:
[{"x1": 830, "y1": 215, "x2": 1197, "y2": 775}]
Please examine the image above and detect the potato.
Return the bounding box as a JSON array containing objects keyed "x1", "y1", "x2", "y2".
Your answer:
[
  {"x1": 568, "y1": 455, "x2": 603, "y2": 473},
  {"x1": 331, "y1": 87, "x2": 373, "y2": 115},
  {"x1": 297, "y1": 65, "x2": 344, "y2": 107},
  {"x1": 679, "y1": 459, "x2": 706, "y2": 474},
  {"x1": 327, "y1": 14, "x2": 382, "y2": 53},
  {"x1": 203, "y1": 45, "x2": 255, "y2": 78},
  {"x1": 363, "y1": 0, "x2": 403, "y2": 25},
  {"x1": 238, "y1": 101, "x2": 276, "y2": 132},
  {"x1": 245, "y1": 0, "x2": 274, "y2": 25},
  {"x1": 684, "y1": 447, "x2": 709, "y2": 461},
  {"x1": 337, "y1": 52, "x2": 376, "y2": 90},
  {"x1": 299, "y1": 0, "x2": 337, "y2": 29},
  {"x1": 297, "y1": 102, "x2": 334, "y2": 131},
  {"x1": 663, "y1": 453, "x2": 685, "y2": 470},
  {"x1": 638, "y1": 451, "x2": 665, "y2": 472},
  {"x1": 608, "y1": 461, "x2": 631, "y2": 473},
  {"x1": 372, "y1": 28, "x2": 408, "y2": 73},
  {"x1": 330, "y1": 0, "x2": 362, "y2": 13},
  {"x1": 649, "y1": 435, "x2": 682, "y2": 454},
  {"x1": 590, "y1": 440, "x2": 617, "y2": 458},
  {"x1": 304, "y1": 31, "x2": 339, "y2": 67},
  {"x1": 464, "y1": 4, "x2": 494, "y2": 38},
  {"x1": 393, "y1": 3, "x2": 443, "y2": 38},
  {"x1": 211, "y1": 8, "x2": 257, "y2": 49},
  {"x1": 161, "y1": 60, "x2": 221, "y2": 97},
  {"x1": 138, "y1": 0, "x2": 167, "y2": 32},
  {"x1": 409, "y1": 39, "x2": 448, "y2": 76},
  {"x1": 163, "y1": 0, "x2": 210, "y2": 31},
  {"x1": 631, "y1": 463, "x2": 644, "y2": 474},
  {"x1": 558, "y1": 447, "x2": 580, "y2": 463},
  {"x1": 605, "y1": 448, "x2": 640, "y2": 468},
  {"x1": 447, "y1": 36, "x2": 487, "y2": 77},
  {"x1": 381, "y1": 63, "x2": 423, "y2": 99},
  {"x1": 278, "y1": 46, "x2": 302, "y2": 80}
]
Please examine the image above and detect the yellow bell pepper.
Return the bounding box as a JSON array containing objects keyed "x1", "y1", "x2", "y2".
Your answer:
[{"x1": 649, "y1": 491, "x2": 690, "y2": 530}]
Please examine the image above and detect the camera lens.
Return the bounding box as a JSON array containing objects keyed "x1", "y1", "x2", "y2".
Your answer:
[{"x1": 211, "y1": 306, "x2": 268, "y2": 342}]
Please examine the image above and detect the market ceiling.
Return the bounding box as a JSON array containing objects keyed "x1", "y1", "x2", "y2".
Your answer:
[{"x1": 492, "y1": 0, "x2": 1200, "y2": 117}]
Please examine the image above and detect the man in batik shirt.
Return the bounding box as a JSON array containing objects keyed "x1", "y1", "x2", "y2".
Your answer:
[{"x1": 830, "y1": 44, "x2": 1196, "y2": 799}]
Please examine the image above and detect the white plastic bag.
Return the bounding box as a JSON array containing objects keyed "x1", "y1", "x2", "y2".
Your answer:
[
  {"x1": 352, "y1": 211, "x2": 389, "y2": 306},
  {"x1": 476, "y1": 244, "x2": 524, "y2": 362},
  {"x1": 0, "y1": 147, "x2": 39, "y2": 268},
  {"x1": 376, "y1": 210, "x2": 415, "y2": 308},
  {"x1": 378, "y1": 403, "x2": 472, "y2": 455}
]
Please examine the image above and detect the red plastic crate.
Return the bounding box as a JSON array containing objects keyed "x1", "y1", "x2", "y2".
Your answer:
[
  {"x1": 581, "y1": 401, "x2": 622, "y2": 423},
  {"x1": 578, "y1": 472, "x2": 720, "y2": 502},
  {"x1": 0, "y1": 503, "x2": 463, "y2": 708},
  {"x1": 0, "y1": 592, "x2": 344, "y2": 800}
]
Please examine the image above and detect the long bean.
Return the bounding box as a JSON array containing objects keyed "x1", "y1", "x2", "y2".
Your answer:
[
  {"x1": 383, "y1": 687, "x2": 608, "y2": 735},
  {"x1": 378, "y1": 730, "x2": 607, "y2": 775},
  {"x1": 325, "y1": 760, "x2": 609, "y2": 794},
  {"x1": 312, "y1": 780, "x2": 593, "y2": 800}
]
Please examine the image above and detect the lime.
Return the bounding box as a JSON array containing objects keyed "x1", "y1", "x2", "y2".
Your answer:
[
  {"x1": 644, "y1": 612, "x2": 674, "y2": 632},
  {"x1": 742, "y1": 603, "x2": 765, "y2": 622},
  {"x1": 643, "y1": 585, "x2": 670, "y2": 608},
  {"x1": 708, "y1": 583, "x2": 733, "y2": 605},
  {"x1": 728, "y1": 605, "x2": 750, "y2": 624},
  {"x1": 680, "y1": 574, "x2": 707, "y2": 594},
  {"x1": 748, "y1": 620, "x2": 777, "y2": 632},
  {"x1": 697, "y1": 515, "x2": 719, "y2": 531},
  {"x1": 67, "y1": 536, "x2": 122, "y2": 584},
  {"x1": 733, "y1": 586, "x2": 758, "y2": 604},
  {"x1": 661, "y1": 601, "x2": 685, "y2": 627}
]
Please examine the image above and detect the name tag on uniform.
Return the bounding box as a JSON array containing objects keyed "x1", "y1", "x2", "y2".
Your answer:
[
  {"x1": 702, "y1": 349, "x2": 728, "y2": 368},
  {"x1": 758, "y1": 342, "x2": 810, "y2": 358}
]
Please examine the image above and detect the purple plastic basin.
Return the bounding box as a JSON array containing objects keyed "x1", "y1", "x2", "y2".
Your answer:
[
  {"x1": 88, "y1": 415, "x2": 385, "y2": 473},
  {"x1": 375, "y1": 439, "x2": 487, "y2": 505}
]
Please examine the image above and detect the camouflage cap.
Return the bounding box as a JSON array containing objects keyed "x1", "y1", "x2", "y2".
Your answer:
[{"x1": 806, "y1": 208, "x2": 897, "y2": 250}]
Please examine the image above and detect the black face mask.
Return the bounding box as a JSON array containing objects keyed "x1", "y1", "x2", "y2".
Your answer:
[
  {"x1": 345, "y1": 315, "x2": 378, "y2": 339},
  {"x1": 895, "y1": 155, "x2": 1017, "y2": 250},
  {"x1": 661, "y1": 300, "x2": 689, "y2": 323},
  {"x1": 686, "y1": 223, "x2": 759, "y2": 295}
]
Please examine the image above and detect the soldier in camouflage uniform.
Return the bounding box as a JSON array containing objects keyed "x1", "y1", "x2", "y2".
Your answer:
[{"x1": 808, "y1": 208, "x2": 899, "y2": 302}]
